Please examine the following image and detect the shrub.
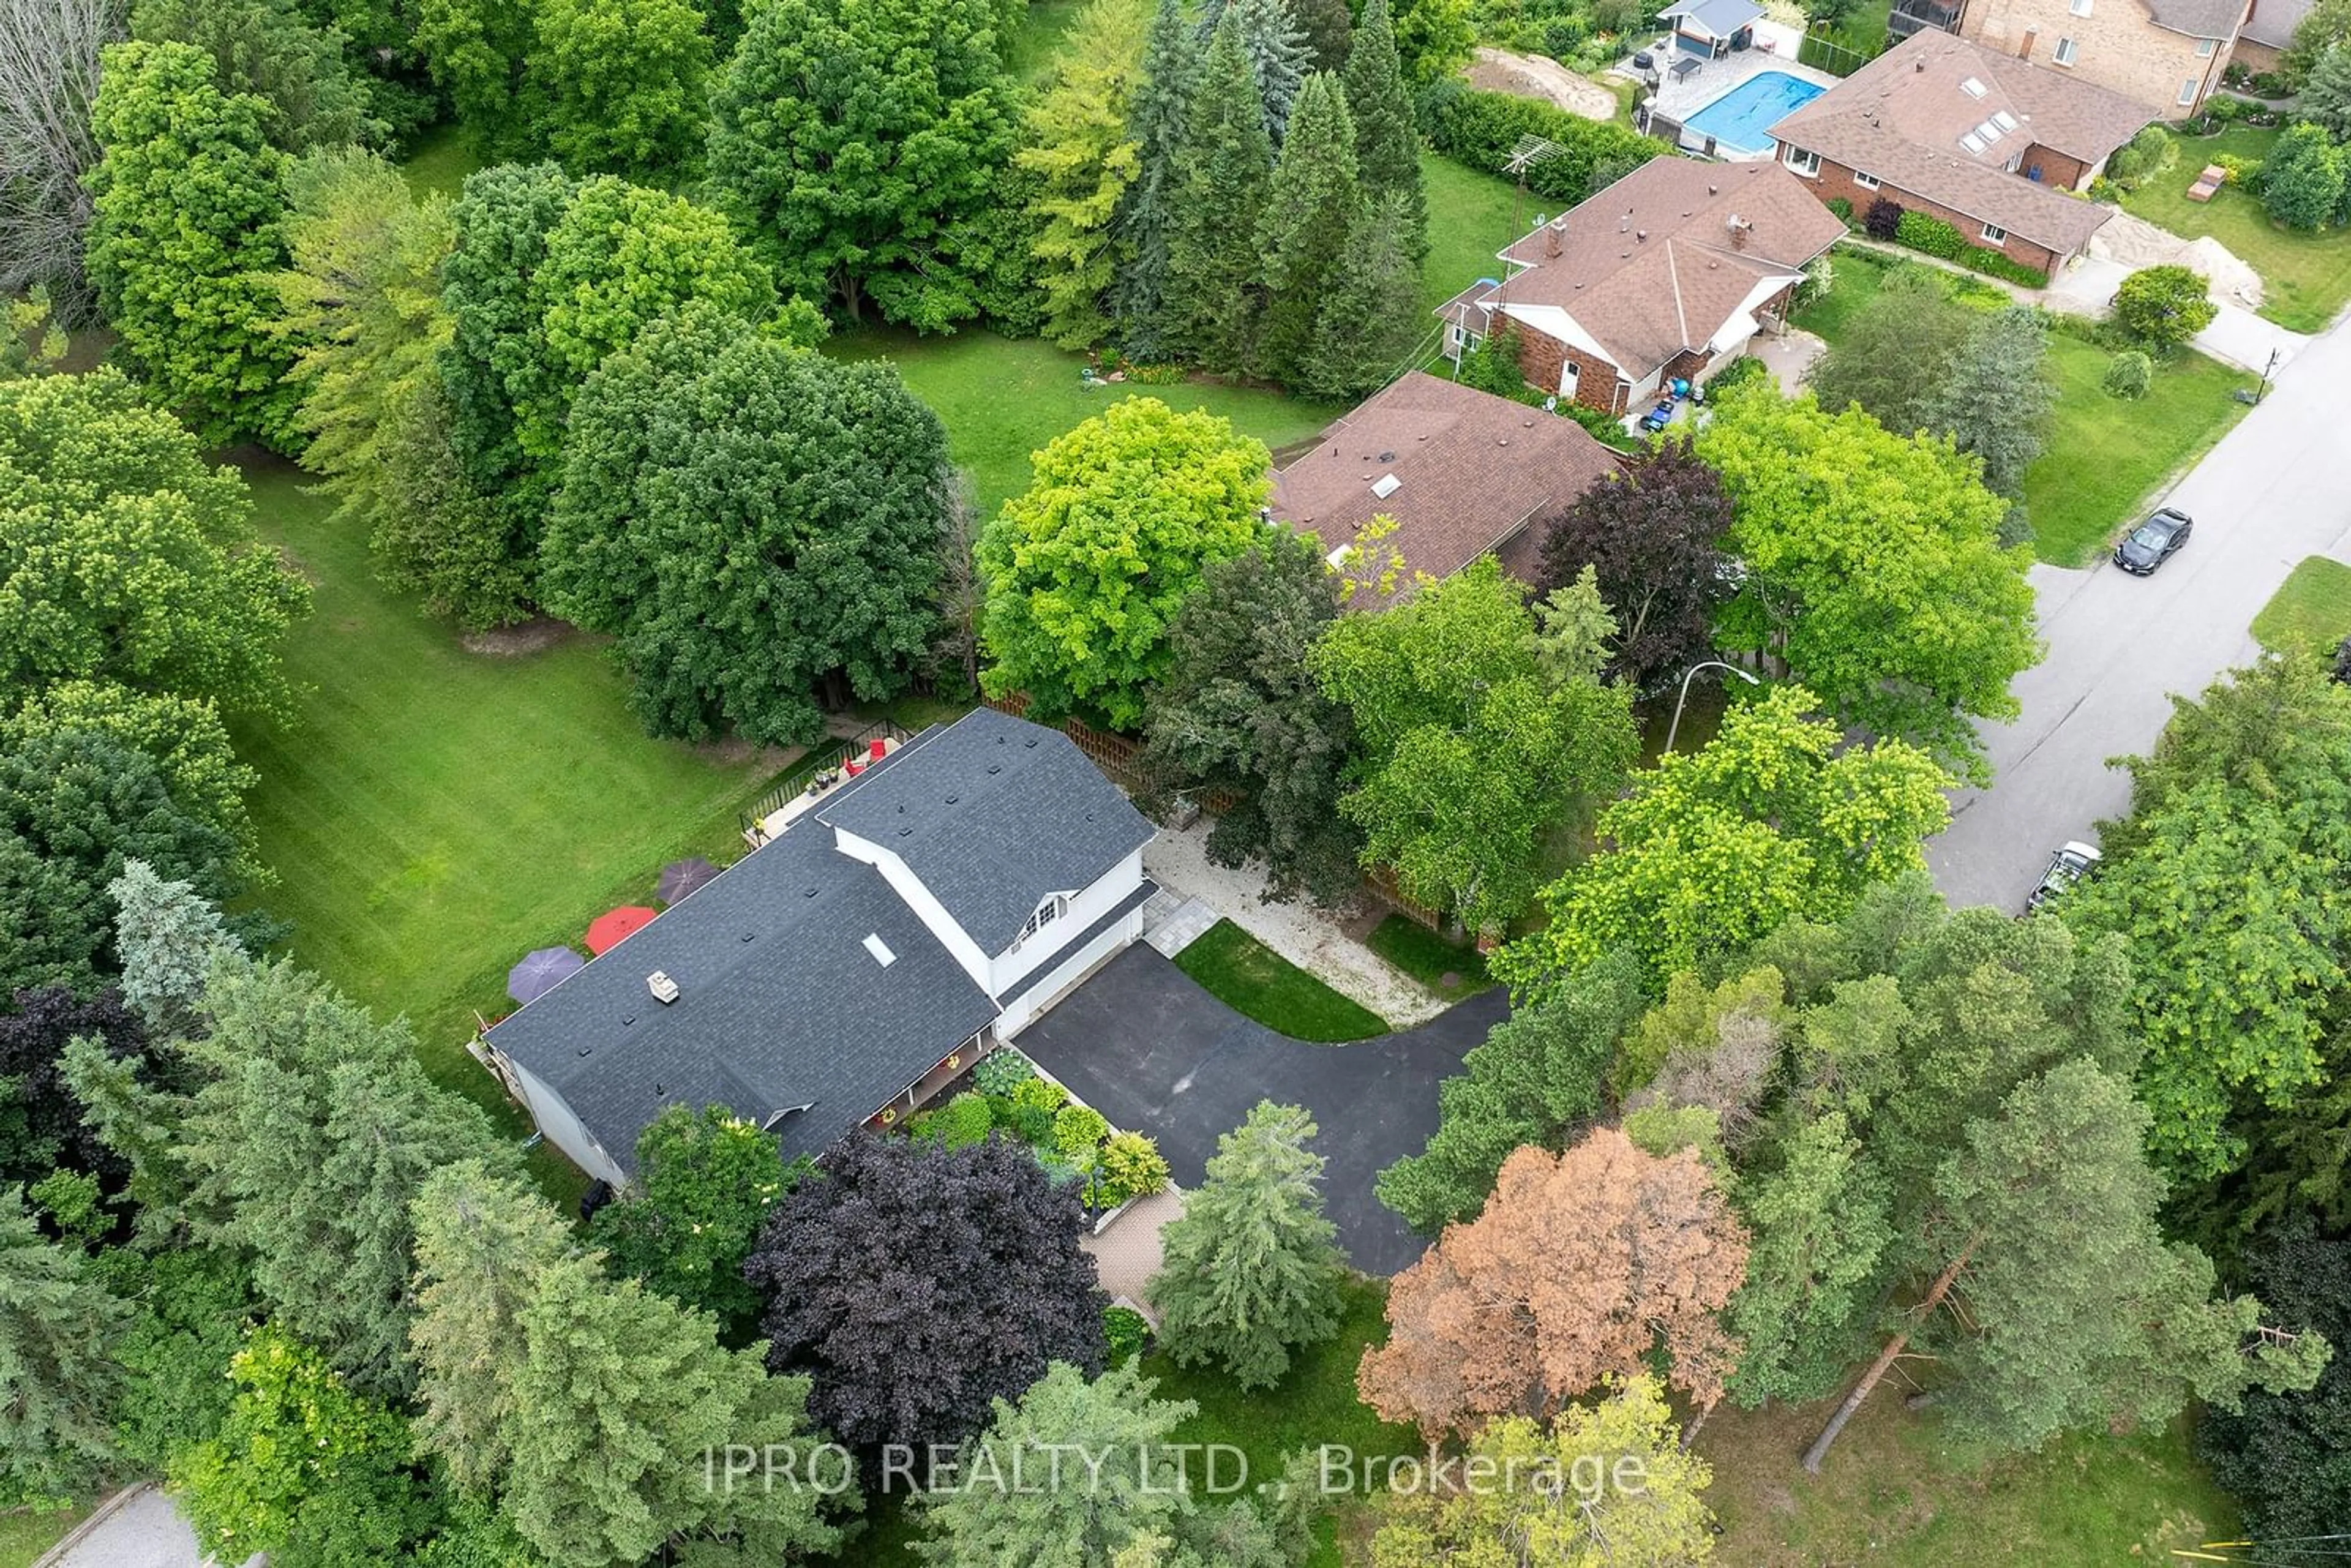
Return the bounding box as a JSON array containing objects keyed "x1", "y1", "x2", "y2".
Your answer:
[
  {"x1": 1104, "y1": 1305, "x2": 1152, "y2": 1363},
  {"x1": 1703, "y1": 356, "x2": 1769, "y2": 399},
  {"x1": 1417, "y1": 81, "x2": 1671, "y2": 207},
  {"x1": 1959, "y1": 246, "x2": 2049, "y2": 288},
  {"x1": 1460, "y1": 319, "x2": 1530, "y2": 397},
  {"x1": 1864, "y1": 197, "x2": 1904, "y2": 239},
  {"x1": 2213, "y1": 151, "x2": 2263, "y2": 187},
  {"x1": 2251, "y1": 70, "x2": 2289, "y2": 99},
  {"x1": 2333, "y1": 631, "x2": 2351, "y2": 685},
  {"x1": 1097, "y1": 1131, "x2": 1172, "y2": 1205},
  {"x1": 1558, "y1": 399, "x2": 1638, "y2": 449},
  {"x1": 1794, "y1": 250, "x2": 1834, "y2": 310},
  {"x1": 1003, "y1": 1075, "x2": 1068, "y2": 1143},
  {"x1": 2102, "y1": 349, "x2": 2154, "y2": 399},
  {"x1": 1127, "y1": 362, "x2": 1187, "y2": 384},
  {"x1": 973, "y1": 1048, "x2": 1036, "y2": 1097},
  {"x1": 2087, "y1": 174, "x2": 2122, "y2": 202},
  {"x1": 2202, "y1": 92, "x2": 2244, "y2": 124},
  {"x1": 2263, "y1": 122, "x2": 2347, "y2": 229},
  {"x1": 2224, "y1": 59, "x2": 2249, "y2": 85},
  {"x1": 2107, "y1": 124, "x2": 2179, "y2": 189},
  {"x1": 1824, "y1": 195, "x2": 1854, "y2": 223},
  {"x1": 1894, "y1": 208, "x2": 1966, "y2": 259},
  {"x1": 911, "y1": 1091, "x2": 996, "y2": 1149},
  {"x1": 1052, "y1": 1103, "x2": 1112, "y2": 1163}
]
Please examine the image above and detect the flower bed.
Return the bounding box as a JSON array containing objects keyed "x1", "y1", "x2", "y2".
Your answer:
[{"x1": 902, "y1": 1046, "x2": 1171, "y2": 1209}]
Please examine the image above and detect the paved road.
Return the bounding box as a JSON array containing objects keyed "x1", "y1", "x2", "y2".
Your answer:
[
  {"x1": 1017, "y1": 944, "x2": 1507, "y2": 1276},
  {"x1": 1928, "y1": 312, "x2": 2351, "y2": 910}
]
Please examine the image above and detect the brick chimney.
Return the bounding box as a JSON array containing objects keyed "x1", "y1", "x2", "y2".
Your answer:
[{"x1": 1545, "y1": 219, "x2": 1563, "y2": 258}]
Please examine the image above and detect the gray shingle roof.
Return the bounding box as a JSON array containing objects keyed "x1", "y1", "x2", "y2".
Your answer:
[
  {"x1": 2145, "y1": 0, "x2": 2251, "y2": 36},
  {"x1": 2239, "y1": 0, "x2": 2309, "y2": 47},
  {"x1": 485, "y1": 824, "x2": 1002, "y2": 1172},
  {"x1": 817, "y1": 706, "x2": 1156, "y2": 956},
  {"x1": 1660, "y1": 0, "x2": 1766, "y2": 36}
]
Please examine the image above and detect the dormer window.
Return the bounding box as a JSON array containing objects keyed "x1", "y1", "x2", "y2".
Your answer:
[{"x1": 1016, "y1": 894, "x2": 1071, "y2": 948}]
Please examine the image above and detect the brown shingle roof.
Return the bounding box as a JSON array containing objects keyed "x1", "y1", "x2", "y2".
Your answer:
[
  {"x1": 2239, "y1": 0, "x2": 2308, "y2": 48},
  {"x1": 1447, "y1": 159, "x2": 1843, "y2": 380},
  {"x1": 1768, "y1": 31, "x2": 2149, "y2": 252},
  {"x1": 1269, "y1": 372, "x2": 1620, "y2": 600}
]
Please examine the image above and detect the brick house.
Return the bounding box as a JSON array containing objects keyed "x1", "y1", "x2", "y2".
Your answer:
[
  {"x1": 1767, "y1": 31, "x2": 2153, "y2": 274},
  {"x1": 1891, "y1": 0, "x2": 2249, "y2": 111},
  {"x1": 1435, "y1": 159, "x2": 1846, "y2": 417},
  {"x1": 1269, "y1": 371, "x2": 1624, "y2": 596},
  {"x1": 2230, "y1": 0, "x2": 2309, "y2": 71}
]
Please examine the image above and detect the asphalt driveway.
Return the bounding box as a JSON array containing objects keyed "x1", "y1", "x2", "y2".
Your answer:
[
  {"x1": 1929, "y1": 306, "x2": 2351, "y2": 910},
  {"x1": 1018, "y1": 944, "x2": 1505, "y2": 1277}
]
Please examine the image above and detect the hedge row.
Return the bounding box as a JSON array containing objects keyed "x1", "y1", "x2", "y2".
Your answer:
[
  {"x1": 1892, "y1": 208, "x2": 2049, "y2": 288},
  {"x1": 1418, "y1": 80, "x2": 1674, "y2": 208}
]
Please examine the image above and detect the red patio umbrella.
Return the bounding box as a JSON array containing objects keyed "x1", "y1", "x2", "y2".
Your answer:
[{"x1": 585, "y1": 905, "x2": 658, "y2": 955}]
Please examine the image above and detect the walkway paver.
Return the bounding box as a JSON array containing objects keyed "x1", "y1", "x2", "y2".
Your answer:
[
  {"x1": 1081, "y1": 1188, "x2": 1185, "y2": 1324},
  {"x1": 1019, "y1": 944, "x2": 1506, "y2": 1276}
]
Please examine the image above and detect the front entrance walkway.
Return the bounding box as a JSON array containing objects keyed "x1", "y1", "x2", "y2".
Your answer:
[
  {"x1": 1082, "y1": 1188, "x2": 1185, "y2": 1326},
  {"x1": 1018, "y1": 944, "x2": 1507, "y2": 1277}
]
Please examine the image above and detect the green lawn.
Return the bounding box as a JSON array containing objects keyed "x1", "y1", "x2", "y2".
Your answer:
[
  {"x1": 1141, "y1": 1277, "x2": 1421, "y2": 1568},
  {"x1": 2253, "y1": 554, "x2": 2351, "y2": 652},
  {"x1": 399, "y1": 123, "x2": 486, "y2": 200},
  {"x1": 1365, "y1": 914, "x2": 1491, "y2": 999},
  {"x1": 1700, "y1": 1395, "x2": 2240, "y2": 1565},
  {"x1": 226, "y1": 457, "x2": 789, "y2": 1183},
  {"x1": 1799, "y1": 0, "x2": 1892, "y2": 74},
  {"x1": 1420, "y1": 151, "x2": 1524, "y2": 316},
  {"x1": 1794, "y1": 246, "x2": 2251, "y2": 566},
  {"x1": 0, "y1": 1504, "x2": 87, "y2": 1568},
  {"x1": 825, "y1": 328, "x2": 1338, "y2": 513},
  {"x1": 2120, "y1": 124, "x2": 2351, "y2": 334},
  {"x1": 1171, "y1": 920, "x2": 1390, "y2": 1041}
]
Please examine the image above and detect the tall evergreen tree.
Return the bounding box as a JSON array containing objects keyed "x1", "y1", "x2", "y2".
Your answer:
[
  {"x1": 1236, "y1": 0, "x2": 1310, "y2": 142},
  {"x1": 109, "y1": 859, "x2": 239, "y2": 1038},
  {"x1": 1150, "y1": 1101, "x2": 1348, "y2": 1390},
  {"x1": 1019, "y1": 0, "x2": 1149, "y2": 349},
  {"x1": 1299, "y1": 189, "x2": 1422, "y2": 400},
  {"x1": 1255, "y1": 72, "x2": 1359, "y2": 386},
  {"x1": 1167, "y1": 12, "x2": 1276, "y2": 374},
  {"x1": 0, "y1": 1187, "x2": 128, "y2": 1502},
  {"x1": 1341, "y1": 0, "x2": 1427, "y2": 261},
  {"x1": 1294, "y1": 0, "x2": 1352, "y2": 69},
  {"x1": 1114, "y1": 0, "x2": 1201, "y2": 360}
]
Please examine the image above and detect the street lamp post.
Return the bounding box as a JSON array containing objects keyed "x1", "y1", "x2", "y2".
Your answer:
[
  {"x1": 2257, "y1": 345, "x2": 2280, "y2": 405},
  {"x1": 1664, "y1": 661, "x2": 1762, "y2": 754}
]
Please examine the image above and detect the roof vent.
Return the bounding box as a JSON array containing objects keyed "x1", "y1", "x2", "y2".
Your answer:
[
  {"x1": 1024, "y1": 736, "x2": 1039, "y2": 748},
  {"x1": 945, "y1": 793, "x2": 959, "y2": 804},
  {"x1": 1378, "y1": 449, "x2": 1396, "y2": 462},
  {"x1": 740, "y1": 931, "x2": 756, "y2": 942},
  {"x1": 1636, "y1": 229, "x2": 1648, "y2": 242},
  {"x1": 986, "y1": 762, "x2": 1002, "y2": 775},
  {"x1": 1371, "y1": 473, "x2": 1401, "y2": 499},
  {"x1": 863, "y1": 932, "x2": 897, "y2": 967}
]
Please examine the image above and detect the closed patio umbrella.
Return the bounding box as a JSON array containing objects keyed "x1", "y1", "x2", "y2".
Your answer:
[
  {"x1": 508, "y1": 945, "x2": 585, "y2": 1004},
  {"x1": 657, "y1": 857, "x2": 721, "y2": 904},
  {"x1": 585, "y1": 906, "x2": 658, "y2": 955}
]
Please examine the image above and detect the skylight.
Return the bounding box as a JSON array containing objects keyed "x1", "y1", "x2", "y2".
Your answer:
[
  {"x1": 862, "y1": 932, "x2": 896, "y2": 968},
  {"x1": 1960, "y1": 76, "x2": 1987, "y2": 98},
  {"x1": 1371, "y1": 473, "x2": 1401, "y2": 499},
  {"x1": 1960, "y1": 131, "x2": 1987, "y2": 153},
  {"x1": 1992, "y1": 109, "x2": 2019, "y2": 130},
  {"x1": 1976, "y1": 118, "x2": 2003, "y2": 141}
]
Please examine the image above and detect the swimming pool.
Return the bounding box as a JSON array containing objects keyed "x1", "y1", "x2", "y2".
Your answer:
[{"x1": 1681, "y1": 70, "x2": 1827, "y2": 156}]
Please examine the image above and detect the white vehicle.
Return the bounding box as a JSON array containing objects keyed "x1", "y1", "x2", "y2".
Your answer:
[{"x1": 2025, "y1": 841, "x2": 2101, "y2": 915}]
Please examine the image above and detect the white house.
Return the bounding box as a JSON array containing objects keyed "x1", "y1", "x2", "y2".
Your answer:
[{"x1": 478, "y1": 708, "x2": 1157, "y2": 1188}]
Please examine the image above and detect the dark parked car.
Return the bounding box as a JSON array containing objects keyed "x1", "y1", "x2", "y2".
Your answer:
[
  {"x1": 2113, "y1": 507, "x2": 2192, "y2": 575},
  {"x1": 2025, "y1": 841, "x2": 2101, "y2": 915},
  {"x1": 1640, "y1": 399, "x2": 1677, "y2": 433}
]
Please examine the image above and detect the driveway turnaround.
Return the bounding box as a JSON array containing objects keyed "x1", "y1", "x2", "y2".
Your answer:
[
  {"x1": 1929, "y1": 307, "x2": 2351, "y2": 911},
  {"x1": 1018, "y1": 945, "x2": 1506, "y2": 1277}
]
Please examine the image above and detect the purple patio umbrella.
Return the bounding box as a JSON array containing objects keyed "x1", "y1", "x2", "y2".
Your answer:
[
  {"x1": 508, "y1": 945, "x2": 585, "y2": 1005},
  {"x1": 657, "y1": 856, "x2": 722, "y2": 905}
]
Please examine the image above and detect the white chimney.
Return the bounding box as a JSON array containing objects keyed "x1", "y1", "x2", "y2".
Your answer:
[{"x1": 647, "y1": 971, "x2": 681, "y2": 1005}]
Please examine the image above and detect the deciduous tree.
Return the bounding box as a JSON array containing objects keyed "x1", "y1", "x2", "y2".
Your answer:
[
  {"x1": 744, "y1": 1133, "x2": 1109, "y2": 1449},
  {"x1": 531, "y1": 0, "x2": 711, "y2": 179},
  {"x1": 0, "y1": 986, "x2": 156, "y2": 1190},
  {"x1": 1312, "y1": 559, "x2": 1638, "y2": 932},
  {"x1": 3, "y1": 681, "x2": 260, "y2": 872},
  {"x1": 2262, "y1": 120, "x2": 2349, "y2": 230},
  {"x1": 1368, "y1": 1375, "x2": 1715, "y2": 1568},
  {"x1": 1255, "y1": 72, "x2": 1360, "y2": 384},
  {"x1": 0, "y1": 0, "x2": 107, "y2": 313},
  {"x1": 1166, "y1": 13, "x2": 1277, "y2": 372},
  {"x1": 2113, "y1": 262, "x2": 2221, "y2": 347},
  {"x1": 1695, "y1": 386, "x2": 2036, "y2": 779},
  {"x1": 542, "y1": 309, "x2": 944, "y2": 746},
  {"x1": 1495, "y1": 685, "x2": 1952, "y2": 988},
  {"x1": 130, "y1": 0, "x2": 377, "y2": 151},
  {"x1": 0, "y1": 369, "x2": 307, "y2": 716},
  {"x1": 979, "y1": 397, "x2": 1270, "y2": 730},
  {"x1": 1375, "y1": 949, "x2": 1647, "y2": 1234},
  {"x1": 1359, "y1": 1130, "x2": 1749, "y2": 1436},
  {"x1": 588, "y1": 1104, "x2": 805, "y2": 1335},
  {"x1": 707, "y1": 0, "x2": 1019, "y2": 328},
  {"x1": 1144, "y1": 533, "x2": 1363, "y2": 906},
  {"x1": 1020, "y1": 0, "x2": 1150, "y2": 349},
  {"x1": 1800, "y1": 263, "x2": 1973, "y2": 436},
  {"x1": 1535, "y1": 440, "x2": 1733, "y2": 691},
  {"x1": 1151, "y1": 1101, "x2": 1346, "y2": 1388},
  {"x1": 84, "y1": 42, "x2": 296, "y2": 447}
]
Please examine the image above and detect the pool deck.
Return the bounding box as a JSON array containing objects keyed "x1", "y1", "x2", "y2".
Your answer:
[{"x1": 1643, "y1": 31, "x2": 1837, "y2": 160}]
